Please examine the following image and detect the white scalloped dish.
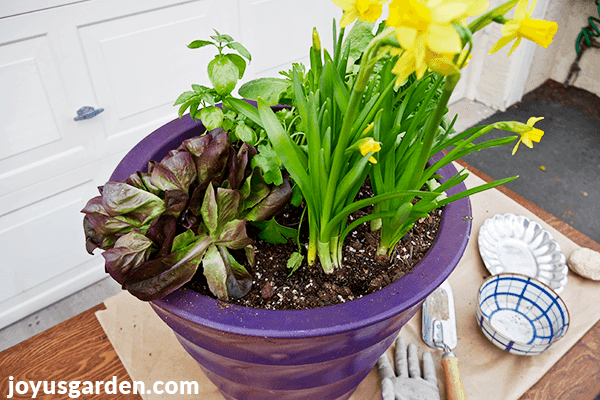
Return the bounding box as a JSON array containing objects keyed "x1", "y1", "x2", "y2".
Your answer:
[{"x1": 478, "y1": 213, "x2": 568, "y2": 293}]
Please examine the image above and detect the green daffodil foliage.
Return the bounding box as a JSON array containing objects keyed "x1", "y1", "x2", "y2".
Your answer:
[
  {"x1": 84, "y1": 0, "x2": 559, "y2": 300},
  {"x1": 227, "y1": 0, "x2": 556, "y2": 272},
  {"x1": 82, "y1": 132, "x2": 292, "y2": 301}
]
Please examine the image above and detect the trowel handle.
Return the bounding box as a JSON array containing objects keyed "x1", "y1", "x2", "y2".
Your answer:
[{"x1": 442, "y1": 352, "x2": 466, "y2": 400}]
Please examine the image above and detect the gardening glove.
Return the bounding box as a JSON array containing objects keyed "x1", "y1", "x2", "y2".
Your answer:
[{"x1": 377, "y1": 336, "x2": 441, "y2": 400}]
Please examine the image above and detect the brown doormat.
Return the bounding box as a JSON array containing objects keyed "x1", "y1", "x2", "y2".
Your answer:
[
  {"x1": 460, "y1": 79, "x2": 600, "y2": 244},
  {"x1": 519, "y1": 79, "x2": 600, "y2": 122}
]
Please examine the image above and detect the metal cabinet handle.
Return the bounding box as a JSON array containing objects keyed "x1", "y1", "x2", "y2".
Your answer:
[{"x1": 74, "y1": 106, "x2": 104, "y2": 121}]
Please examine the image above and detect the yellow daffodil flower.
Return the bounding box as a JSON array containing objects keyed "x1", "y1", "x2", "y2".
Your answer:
[
  {"x1": 358, "y1": 137, "x2": 382, "y2": 163},
  {"x1": 332, "y1": 0, "x2": 387, "y2": 28},
  {"x1": 512, "y1": 116, "x2": 544, "y2": 155},
  {"x1": 391, "y1": 47, "x2": 470, "y2": 87},
  {"x1": 426, "y1": 48, "x2": 471, "y2": 75},
  {"x1": 489, "y1": 0, "x2": 558, "y2": 56},
  {"x1": 387, "y1": 0, "x2": 488, "y2": 82}
]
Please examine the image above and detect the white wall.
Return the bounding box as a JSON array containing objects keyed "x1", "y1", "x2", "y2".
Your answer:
[{"x1": 526, "y1": 0, "x2": 600, "y2": 96}]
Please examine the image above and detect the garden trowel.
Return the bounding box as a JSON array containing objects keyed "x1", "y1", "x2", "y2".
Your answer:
[{"x1": 422, "y1": 279, "x2": 466, "y2": 400}]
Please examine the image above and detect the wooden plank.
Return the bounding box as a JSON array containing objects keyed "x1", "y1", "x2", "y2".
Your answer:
[
  {"x1": 0, "y1": 304, "x2": 141, "y2": 400},
  {"x1": 520, "y1": 320, "x2": 600, "y2": 400}
]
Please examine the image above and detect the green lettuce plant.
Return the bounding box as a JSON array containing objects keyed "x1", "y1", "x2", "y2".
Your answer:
[{"x1": 82, "y1": 132, "x2": 291, "y2": 301}]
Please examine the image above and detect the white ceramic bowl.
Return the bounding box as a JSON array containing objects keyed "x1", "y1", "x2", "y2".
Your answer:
[
  {"x1": 476, "y1": 273, "x2": 570, "y2": 356},
  {"x1": 478, "y1": 213, "x2": 568, "y2": 293}
]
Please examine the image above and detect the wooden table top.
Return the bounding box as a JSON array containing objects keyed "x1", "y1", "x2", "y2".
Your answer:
[{"x1": 1, "y1": 162, "x2": 599, "y2": 400}]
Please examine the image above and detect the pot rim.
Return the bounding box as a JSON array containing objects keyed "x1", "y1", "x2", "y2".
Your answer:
[{"x1": 111, "y1": 113, "x2": 472, "y2": 339}]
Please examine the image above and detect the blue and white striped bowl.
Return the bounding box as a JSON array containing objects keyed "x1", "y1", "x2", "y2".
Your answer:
[{"x1": 476, "y1": 273, "x2": 569, "y2": 356}]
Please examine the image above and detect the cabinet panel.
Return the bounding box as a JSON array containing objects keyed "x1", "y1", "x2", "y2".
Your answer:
[
  {"x1": 0, "y1": 181, "x2": 98, "y2": 304},
  {"x1": 0, "y1": 1, "x2": 86, "y2": 19},
  {"x1": 0, "y1": 32, "x2": 90, "y2": 196},
  {"x1": 77, "y1": 0, "x2": 232, "y2": 155},
  {"x1": 0, "y1": 52, "x2": 60, "y2": 158},
  {"x1": 239, "y1": 0, "x2": 340, "y2": 80}
]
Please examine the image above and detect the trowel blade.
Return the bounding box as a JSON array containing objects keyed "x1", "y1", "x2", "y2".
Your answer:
[{"x1": 422, "y1": 279, "x2": 458, "y2": 350}]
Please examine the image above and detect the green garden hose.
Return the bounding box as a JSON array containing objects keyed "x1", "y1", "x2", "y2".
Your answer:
[
  {"x1": 565, "y1": 0, "x2": 600, "y2": 86},
  {"x1": 575, "y1": 0, "x2": 600, "y2": 56}
]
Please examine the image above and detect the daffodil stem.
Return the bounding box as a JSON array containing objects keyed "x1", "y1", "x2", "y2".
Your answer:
[
  {"x1": 376, "y1": 245, "x2": 389, "y2": 257},
  {"x1": 377, "y1": 74, "x2": 459, "y2": 257},
  {"x1": 307, "y1": 225, "x2": 318, "y2": 265},
  {"x1": 406, "y1": 74, "x2": 458, "y2": 192},
  {"x1": 318, "y1": 240, "x2": 334, "y2": 273},
  {"x1": 468, "y1": 0, "x2": 518, "y2": 34},
  {"x1": 319, "y1": 27, "x2": 395, "y2": 264}
]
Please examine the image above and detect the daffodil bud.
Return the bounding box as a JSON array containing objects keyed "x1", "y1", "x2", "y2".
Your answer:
[
  {"x1": 312, "y1": 28, "x2": 321, "y2": 51},
  {"x1": 359, "y1": 137, "x2": 382, "y2": 163},
  {"x1": 498, "y1": 116, "x2": 545, "y2": 155},
  {"x1": 362, "y1": 122, "x2": 375, "y2": 136},
  {"x1": 346, "y1": 137, "x2": 382, "y2": 163},
  {"x1": 358, "y1": 137, "x2": 381, "y2": 156}
]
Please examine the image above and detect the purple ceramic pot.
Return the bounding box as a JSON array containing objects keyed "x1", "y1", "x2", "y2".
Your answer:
[{"x1": 110, "y1": 113, "x2": 472, "y2": 400}]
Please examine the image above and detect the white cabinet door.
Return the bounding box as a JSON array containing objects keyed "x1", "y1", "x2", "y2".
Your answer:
[
  {"x1": 0, "y1": 3, "x2": 103, "y2": 328},
  {"x1": 0, "y1": 0, "x2": 340, "y2": 328}
]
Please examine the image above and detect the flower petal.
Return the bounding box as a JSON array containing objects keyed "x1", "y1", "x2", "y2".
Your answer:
[
  {"x1": 514, "y1": 0, "x2": 528, "y2": 20},
  {"x1": 356, "y1": 0, "x2": 384, "y2": 22},
  {"x1": 502, "y1": 20, "x2": 520, "y2": 37},
  {"x1": 425, "y1": 24, "x2": 462, "y2": 54},
  {"x1": 528, "y1": 128, "x2": 545, "y2": 142},
  {"x1": 332, "y1": 0, "x2": 355, "y2": 11},
  {"x1": 512, "y1": 138, "x2": 522, "y2": 155},
  {"x1": 426, "y1": 52, "x2": 460, "y2": 75},
  {"x1": 526, "y1": 116, "x2": 544, "y2": 126},
  {"x1": 392, "y1": 51, "x2": 416, "y2": 86},
  {"x1": 431, "y1": 1, "x2": 472, "y2": 23},
  {"x1": 507, "y1": 36, "x2": 522, "y2": 55},
  {"x1": 488, "y1": 35, "x2": 515, "y2": 54},
  {"x1": 387, "y1": 0, "x2": 431, "y2": 30},
  {"x1": 527, "y1": 0, "x2": 539, "y2": 17},
  {"x1": 518, "y1": 19, "x2": 558, "y2": 48},
  {"x1": 340, "y1": 9, "x2": 359, "y2": 27},
  {"x1": 395, "y1": 27, "x2": 418, "y2": 50},
  {"x1": 522, "y1": 135, "x2": 534, "y2": 148},
  {"x1": 416, "y1": 61, "x2": 428, "y2": 79},
  {"x1": 465, "y1": 0, "x2": 490, "y2": 17},
  {"x1": 414, "y1": 35, "x2": 427, "y2": 70}
]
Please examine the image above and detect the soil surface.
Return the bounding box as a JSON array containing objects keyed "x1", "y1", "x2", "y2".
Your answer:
[{"x1": 187, "y1": 183, "x2": 442, "y2": 310}]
